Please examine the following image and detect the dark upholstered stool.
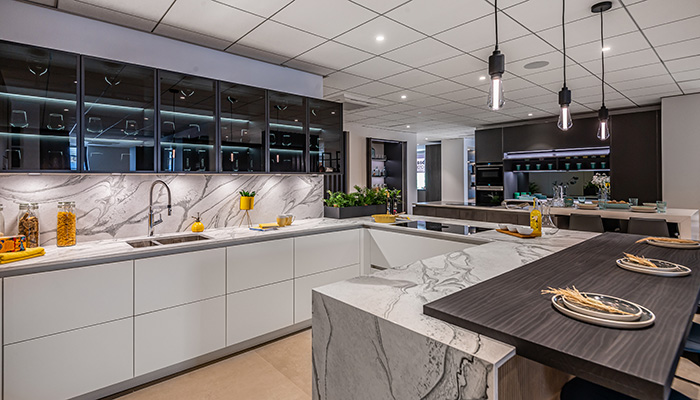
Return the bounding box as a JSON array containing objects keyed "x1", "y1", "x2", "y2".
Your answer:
[
  {"x1": 627, "y1": 217, "x2": 670, "y2": 237},
  {"x1": 569, "y1": 213, "x2": 605, "y2": 233},
  {"x1": 560, "y1": 377, "x2": 690, "y2": 400}
]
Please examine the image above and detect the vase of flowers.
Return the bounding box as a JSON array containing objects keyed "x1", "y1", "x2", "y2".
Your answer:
[{"x1": 591, "y1": 174, "x2": 610, "y2": 209}]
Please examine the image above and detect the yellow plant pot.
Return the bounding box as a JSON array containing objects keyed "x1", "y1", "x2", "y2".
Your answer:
[
  {"x1": 372, "y1": 214, "x2": 396, "y2": 223},
  {"x1": 240, "y1": 196, "x2": 255, "y2": 210}
]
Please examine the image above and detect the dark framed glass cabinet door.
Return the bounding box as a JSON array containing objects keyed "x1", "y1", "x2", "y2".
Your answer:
[
  {"x1": 269, "y1": 91, "x2": 306, "y2": 172},
  {"x1": 159, "y1": 72, "x2": 216, "y2": 172},
  {"x1": 220, "y1": 82, "x2": 265, "y2": 172},
  {"x1": 0, "y1": 42, "x2": 78, "y2": 171},
  {"x1": 83, "y1": 57, "x2": 155, "y2": 172},
  {"x1": 309, "y1": 99, "x2": 342, "y2": 173}
]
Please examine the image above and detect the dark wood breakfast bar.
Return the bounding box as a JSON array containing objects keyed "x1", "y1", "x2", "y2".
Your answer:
[{"x1": 424, "y1": 233, "x2": 700, "y2": 400}]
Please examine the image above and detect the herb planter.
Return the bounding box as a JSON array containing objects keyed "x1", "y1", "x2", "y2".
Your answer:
[
  {"x1": 324, "y1": 204, "x2": 386, "y2": 219},
  {"x1": 240, "y1": 196, "x2": 255, "y2": 210}
]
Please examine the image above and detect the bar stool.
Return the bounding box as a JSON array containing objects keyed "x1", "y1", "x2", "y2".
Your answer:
[
  {"x1": 560, "y1": 377, "x2": 691, "y2": 400},
  {"x1": 627, "y1": 217, "x2": 670, "y2": 237},
  {"x1": 569, "y1": 214, "x2": 605, "y2": 233}
]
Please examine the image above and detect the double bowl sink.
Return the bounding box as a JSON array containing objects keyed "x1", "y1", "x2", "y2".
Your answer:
[{"x1": 127, "y1": 234, "x2": 210, "y2": 248}]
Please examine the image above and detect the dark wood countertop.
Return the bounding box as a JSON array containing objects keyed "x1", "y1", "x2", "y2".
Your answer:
[{"x1": 423, "y1": 232, "x2": 700, "y2": 400}]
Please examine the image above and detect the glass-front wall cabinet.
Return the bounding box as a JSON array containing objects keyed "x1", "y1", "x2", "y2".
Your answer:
[
  {"x1": 269, "y1": 91, "x2": 306, "y2": 173},
  {"x1": 0, "y1": 42, "x2": 78, "y2": 171},
  {"x1": 83, "y1": 58, "x2": 155, "y2": 172},
  {"x1": 309, "y1": 99, "x2": 342, "y2": 173},
  {"x1": 220, "y1": 82, "x2": 265, "y2": 172},
  {"x1": 160, "y1": 72, "x2": 216, "y2": 172}
]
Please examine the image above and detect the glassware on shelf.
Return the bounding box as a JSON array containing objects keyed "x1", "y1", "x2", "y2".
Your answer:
[
  {"x1": 578, "y1": 196, "x2": 586, "y2": 204},
  {"x1": 541, "y1": 199, "x2": 559, "y2": 235},
  {"x1": 18, "y1": 203, "x2": 39, "y2": 248},
  {"x1": 598, "y1": 188, "x2": 609, "y2": 209},
  {"x1": 628, "y1": 198, "x2": 639, "y2": 206},
  {"x1": 591, "y1": 162, "x2": 597, "y2": 169},
  {"x1": 576, "y1": 162, "x2": 582, "y2": 169},
  {"x1": 552, "y1": 184, "x2": 565, "y2": 207},
  {"x1": 57, "y1": 201, "x2": 76, "y2": 247},
  {"x1": 47, "y1": 113, "x2": 65, "y2": 130},
  {"x1": 656, "y1": 201, "x2": 667, "y2": 213},
  {"x1": 10, "y1": 110, "x2": 29, "y2": 128},
  {"x1": 87, "y1": 117, "x2": 103, "y2": 133},
  {"x1": 125, "y1": 120, "x2": 138, "y2": 135},
  {"x1": 601, "y1": 162, "x2": 607, "y2": 169}
]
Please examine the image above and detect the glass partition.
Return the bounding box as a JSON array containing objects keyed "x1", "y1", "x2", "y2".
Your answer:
[
  {"x1": 269, "y1": 91, "x2": 306, "y2": 172},
  {"x1": 83, "y1": 58, "x2": 155, "y2": 171},
  {"x1": 159, "y1": 72, "x2": 216, "y2": 172},
  {"x1": 309, "y1": 99, "x2": 342, "y2": 173},
  {"x1": 0, "y1": 42, "x2": 78, "y2": 170},
  {"x1": 220, "y1": 82, "x2": 265, "y2": 172}
]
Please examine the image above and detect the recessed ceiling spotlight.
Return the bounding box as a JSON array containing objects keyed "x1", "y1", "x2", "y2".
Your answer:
[
  {"x1": 294, "y1": 119, "x2": 299, "y2": 122},
  {"x1": 401, "y1": 95, "x2": 407, "y2": 99},
  {"x1": 331, "y1": 111, "x2": 336, "y2": 114},
  {"x1": 63, "y1": 108, "x2": 69, "y2": 112},
  {"x1": 523, "y1": 60, "x2": 550, "y2": 70},
  {"x1": 602, "y1": 46, "x2": 611, "y2": 52},
  {"x1": 528, "y1": 113, "x2": 533, "y2": 116},
  {"x1": 424, "y1": 137, "x2": 428, "y2": 140},
  {"x1": 406, "y1": 125, "x2": 411, "y2": 128},
  {"x1": 376, "y1": 35, "x2": 385, "y2": 42},
  {"x1": 479, "y1": 76, "x2": 487, "y2": 81}
]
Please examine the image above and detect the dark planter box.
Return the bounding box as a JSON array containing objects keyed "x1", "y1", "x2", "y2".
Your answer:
[{"x1": 324, "y1": 204, "x2": 386, "y2": 219}]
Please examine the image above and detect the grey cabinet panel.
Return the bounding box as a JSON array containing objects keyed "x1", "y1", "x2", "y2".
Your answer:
[{"x1": 475, "y1": 128, "x2": 503, "y2": 163}]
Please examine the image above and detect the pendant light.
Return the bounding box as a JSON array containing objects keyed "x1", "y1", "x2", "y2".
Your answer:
[
  {"x1": 592, "y1": 1, "x2": 612, "y2": 140},
  {"x1": 557, "y1": 0, "x2": 572, "y2": 131},
  {"x1": 487, "y1": 0, "x2": 505, "y2": 111}
]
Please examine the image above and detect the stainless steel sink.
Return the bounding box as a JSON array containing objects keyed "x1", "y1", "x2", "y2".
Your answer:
[{"x1": 127, "y1": 234, "x2": 210, "y2": 248}]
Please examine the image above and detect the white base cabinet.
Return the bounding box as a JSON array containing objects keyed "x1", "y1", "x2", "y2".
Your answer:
[
  {"x1": 134, "y1": 296, "x2": 226, "y2": 376},
  {"x1": 294, "y1": 264, "x2": 360, "y2": 323},
  {"x1": 227, "y1": 280, "x2": 294, "y2": 346},
  {"x1": 4, "y1": 318, "x2": 133, "y2": 400},
  {"x1": 369, "y1": 229, "x2": 474, "y2": 269}
]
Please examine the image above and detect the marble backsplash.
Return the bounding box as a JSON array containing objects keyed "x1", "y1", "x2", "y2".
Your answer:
[{"x1": 0, "y1": 174, "x2": 324, "y2": 246}]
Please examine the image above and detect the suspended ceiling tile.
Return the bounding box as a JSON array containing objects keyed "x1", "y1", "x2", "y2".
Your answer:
[
  {"x1": 375, "y1": 90, "x2": 429, "y2": 102},
  {"x1": 271, "y1": 0, "x2": 376, "y2": 39},
  {"x1": 153, "y1": 24, "x2": 232, "y2": 50},
  {"x1": 612, "y1": 75, "x2": 677, "y2": 91},
  {"x1": 334, "y1": 16, "x2": 425, "y2": 55},
  {"x1": 508, "y1": 51, "x2": 562, "y2": 76},
  {"x1": 323, "y1": 71, "x2": 371, "y2": 90},
  {"x1": 412, "y1": 80, "x2": 465, "y2": 96},
  {"x1": 161, "y1": 0, "x2": 264, "y2": 43},
  {"x1": 581, "y1": 49, "x2": 659, "y2": 75},
  {"x1": 566, "y1": 31, "x2": 651, "y2": 64},
  {"x1": 378, "y1": 103, "x2": 418, "y2": 113},
  {"x1": 420, "y1": 54, "x2": 487, "y2": 79},
  {"x1": 295, "y1": 41, "x2": 373, "y2": 70},
  {"x1": 383, "y1": 38, "x2": 462, "y2": 68},
  {"x1": 643, "y1": 15, "x2": 700, "y2": 47},
  {"x1": 622, "y1": 83, "x2": 681, "y2": 97},
  {"x1": 226, "y1": 43, "x2": 291, "y2": 64},
  {"x1": 214, "y1": 0, "x2": 292, "y2": 18},
  {"x1": 626, "y1": 0, "x2": 700, "y2": 29},
  {"x1": 62, "y1": 0, "x2": 174, "y2": 21},
  {"x1": 25, "y1": 0, "x2": 57, "y2": 6},
  {"x1": 237, "y1": 21, "x2": 326, "y2": 59},
  {"x1": 665, "y1": 54, "x2": 700, "y2": 74},
  {"x1": 283, "y1": 58, "x2": 335, "y2": 76},
  {"x1": 435, "y1": 14, "x2": 529, "y2": 54},
  {"x1": 537, "y1": 8, "x2": 637, "y2": 49},
  {"x1": 323, "y1": 85, "x2": 343, "y2": 97},
  {"x1": 678, "y1": 79, "x2": 700, "y2": 93},
  {"x1": 493, "y1": 34, "x2": 557, "y2": 63},
  {"x1": 58, "y1": 0, "x2": 163, "y2": 31},
  {"x1": 342, "y1": 56, "x2": 411, "y2": 80},
  {"x1": 438, "y1": 87, "x2": 486, "y2": 102},
  {"x1": 429, "y1": 102, "x2": 469, "y2": 112},
  {"x1": 386, "y1": 0, "x2": 494, "y2": 35},
  {"x1": 655, "y1": 37, "x2": 700, "y2": 62},
  {"x1": 604, "y1": 63, "x2": 669, "y2": 83},
  {"x1": 347, "y1": 81, "x2": 403, "y2": 97},
  {"x1": 349, "y1": 0, "x2": 410, "y2": 14},
  {"x1": 672, "y1": 69, "x2": 700, "y2": 83},
  {"x1": 502, "y1": 0, "x2": 592, "y2": 33},
  {"x1": 403, "y1": 96, "x2": 453, "y2": 108},
  {"x1": 381, "y1": 69, "x2": 442, "y2": 88}
]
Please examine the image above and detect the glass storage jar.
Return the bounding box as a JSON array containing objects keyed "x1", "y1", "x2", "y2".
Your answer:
[
  {"x1": 57, "y1": 201, "x2": 76, "y2": 247},
  {"x1": 18, "y1": 203, "x2": 39, "y2": 248}
]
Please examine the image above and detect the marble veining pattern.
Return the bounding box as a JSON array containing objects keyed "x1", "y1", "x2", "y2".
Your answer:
[{"x1": 0, "y1": 173, "x2": 323, "y2": 245}]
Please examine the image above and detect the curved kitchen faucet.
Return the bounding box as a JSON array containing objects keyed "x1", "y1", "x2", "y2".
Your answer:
[{"x1": 148, "y1": 180, "x2": 172, "y2": 236}]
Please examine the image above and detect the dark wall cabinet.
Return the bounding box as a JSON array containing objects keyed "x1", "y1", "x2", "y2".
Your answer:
[
  {"x1": 0, "y1": 40, "x2": 344, "y2": 176},
  {"x1": 475, "y1": 128, "x2": 503, "y2": 163},
  {"x1": 502, "y1": 117, "x2": 608, "y2": 153}
]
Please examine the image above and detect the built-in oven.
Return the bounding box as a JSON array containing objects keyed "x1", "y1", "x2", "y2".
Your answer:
[
  {"x1": 475, "y1": 163, "x2": 504, "y2": 187},
  {"x1": 475, "y1": 186, "x2": 504, "y2": 206}
]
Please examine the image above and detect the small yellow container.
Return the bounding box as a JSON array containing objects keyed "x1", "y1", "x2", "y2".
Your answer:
[
  {"x1": 372, "y1": 214, "x2": 396, "y2": 223},
  {"x1": 240, "y1": 196, "x2": 255, "y2": 210}
]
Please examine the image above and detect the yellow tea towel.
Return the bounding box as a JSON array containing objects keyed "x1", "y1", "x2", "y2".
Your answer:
[
  {"x1": 258, "y1": 223, "x2": 280, "y2": 229},
  {"x1": 0, "y1": 247, "x2": 45, "y2": 264}
]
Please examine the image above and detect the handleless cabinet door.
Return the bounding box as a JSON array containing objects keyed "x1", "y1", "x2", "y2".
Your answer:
[
  {"x1": 135, "y1": 248, "x2": 226, "y2": 314},
  {"x1": 294, "y1": 229, "x2": 360, "y2": 277},
  {"x1": 4, "y1": 261, "x2": 133, "y2": 344},
  {"x1": 135, "y1": 296, "x2": 226, "y2": 376},
  {"x1": 4, "y1": 318, "x2": 133, "y2": 400},
  {"x1": 227, "y1": 238, "x2": 294, "y2": 293},
  {"x1": 227, "y1": 280, "x2": 294, "y2": 346},
  {"x1": 294, "y1": 264, "x2": 360, "y2": 323}
]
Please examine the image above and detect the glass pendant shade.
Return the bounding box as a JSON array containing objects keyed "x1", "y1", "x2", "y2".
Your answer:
[
  {"x1": 558, "y1": 105, "x2": 572, "y2": 131},
  {"x1": 488, "y1": 75, "x2": 505, "y2": 110}
]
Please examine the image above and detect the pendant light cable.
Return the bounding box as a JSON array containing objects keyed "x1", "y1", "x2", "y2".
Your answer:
[
  {"x1": 494, "y1": 0, "x2": 499, "y2": 50},
  {"x1": 600, "y1": 11, "x2": 605, "y2": 106},
  {"x1": 562, "y1": 0, "x2": 566, "y2": 86}
]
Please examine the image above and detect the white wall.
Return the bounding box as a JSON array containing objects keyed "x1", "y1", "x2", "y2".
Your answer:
[
  {"x1": 662, "y1": 93, "x2": 700, "y2": 211},
  {"x1": 345, "y1": 123, "x2": 417, "y2": 207},
  {"x1": 441, "y1": 138, "x2": 465, "y2": 202},
  {"x1": 0, "y1": 0, "x2": 322, "y2": 98}
]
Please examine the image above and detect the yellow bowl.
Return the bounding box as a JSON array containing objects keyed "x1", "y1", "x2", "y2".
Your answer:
[{"x1": 372, "y1": 214, "x2": 396, "y2": 223}]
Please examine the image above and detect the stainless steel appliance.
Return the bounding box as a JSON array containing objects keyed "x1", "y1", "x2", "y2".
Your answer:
[
  {"x1": 475, "y1": 163, "x2": 504, "y2": 206},
  {"x1": 475, "y1": 187, "x2": 504, "y2": 206}
]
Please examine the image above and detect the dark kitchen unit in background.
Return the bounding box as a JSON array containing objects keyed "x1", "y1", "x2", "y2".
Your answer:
[
  {"x1": 366, "y1": 138, "x2": 407, "y2": 212},
  {"x1": 474, "y1": 109, "x2": 661, "y2": 204}
]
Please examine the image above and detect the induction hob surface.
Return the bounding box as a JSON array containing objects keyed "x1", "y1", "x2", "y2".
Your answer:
[{"x1": 393, "y1": 220, "x2": 492, "y2": 235}]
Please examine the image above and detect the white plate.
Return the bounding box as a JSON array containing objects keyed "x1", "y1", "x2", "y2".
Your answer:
[
  {"x1": 642, "y1": 203, "x2": 657, "y2": 207},
  {"x1": 577, "y1": 204, "x2": 598, "y2": 210},
  {"x1": 507, "y1": 224, "x2": 519, "y2": 232},
  {"x1": 631, "y1": 206, "x2": 657, "y2": 213},
  {"x1": 561, "y1": 292, "x2": 642, "y2": 321},
  {"x1": 618, "y1": 257, "x2": 680, "y2": 269},
  {"x1": 646, "y1": 239, "x2": 700, "y2": 249},
  {"x1": 551, "y1": 295, "x2": 655, "y2": 329},
  {"x1": 616, "y1": 258, "x2": 691, "y2": 277}
]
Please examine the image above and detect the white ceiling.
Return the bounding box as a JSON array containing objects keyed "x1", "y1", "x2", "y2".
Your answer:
[{"x1": 23, "y1": 0, "x2": 700, "y2": 137}]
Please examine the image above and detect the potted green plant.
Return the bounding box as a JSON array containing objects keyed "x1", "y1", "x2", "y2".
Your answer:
[
  {"x1": 239, "y1": 190, "x2": 256, "y2": 211},
  {"x1": 324, "y1": 186, "x2": 388, "y2": 219}
]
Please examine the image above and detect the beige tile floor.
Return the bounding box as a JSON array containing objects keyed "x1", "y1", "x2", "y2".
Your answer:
[
  {"x1": 114, "y1": 326, "x2": 700, "y2": 400},
  {"x1": 116, "y1": 330, "x2": 312, "y2": 400}
]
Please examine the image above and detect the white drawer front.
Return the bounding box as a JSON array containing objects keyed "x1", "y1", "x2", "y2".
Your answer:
[
  {"x1": 134, "y1": 296, "x2": 226, "y2": 376},
  {"x1": 135, "y1": 248, "x2": 226, "y2": 314},
  {"x1": 227, "y1": 238, "x2": 294, "y2": 293},
  {"x1": 4, "y1": 261, "x2": 133, "y2": 344},
  {"x1": 227, "y1": 280, "x2": 294, "y2": 346},
  {"x1": 294, "y1": 264, "x2": 360, "y2": 323},
  {"x1": 294, "y1": 230, "x2": 360, "y2": 277},
  {"x1": 4, "y1": 318, "x2": 133, "y2": 400}
]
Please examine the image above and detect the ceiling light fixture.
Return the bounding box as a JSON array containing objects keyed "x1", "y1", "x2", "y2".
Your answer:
[
  {"x1": 592, "y1": 1, "x2": 612, "y2": 141},
  {"x1": 528, "y1": 113, "x2": 533, "y2": 116},
  {"x1": 479, "y1": 76, "x2": 486, "y2": 81},
  {"x1": 487, "y1": 0, "x2": 505, "y2": 111},
  {"x1": 406, "y1": 125, "x2": 411, "y2": 128},
  {"x1": 375, "y1": 35, "x2": 385, "y2": 42},
  {"x1": 401, "y1": 95, "x2": 407, "y2": 99},
  {"x1": 557, "y1": 0, "x2": 572, "y2": 132},
  {"x1": 602, "y1": 46, "x2": 611, "y2": 52}
]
